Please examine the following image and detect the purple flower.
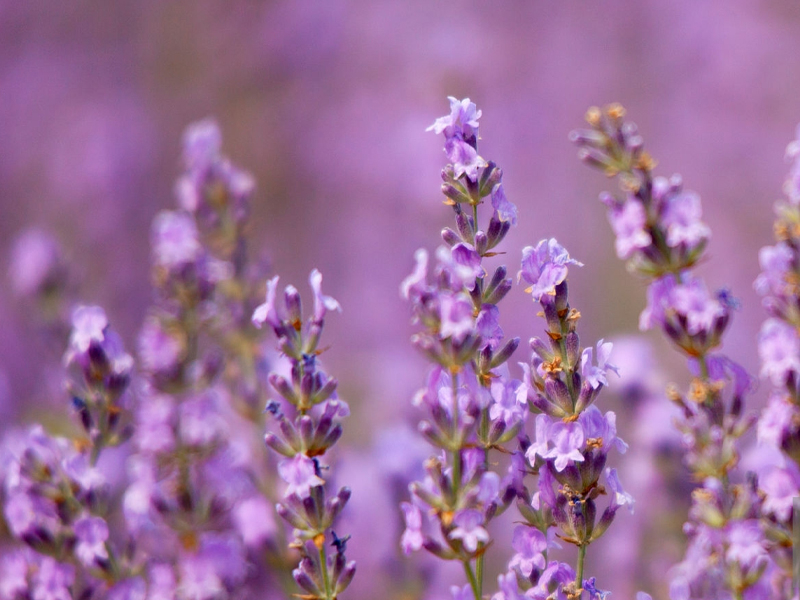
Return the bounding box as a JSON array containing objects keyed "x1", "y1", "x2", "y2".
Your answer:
[
  {"x1": 605, "y1": 467, "x2": 635, "y2": 513},
  {"x1": 508, "y1": 525, "x2": 547, "y2": 577},
  {"x1": 759, "y1": 462, "x2": 800, "y2": 521},
  {"x1": 519, "y1": 239, "x2": 583, "y2": 302},
  {"x1": 400, "y1": 502, "x2": 423, "y2": 554},
  {"x1": 232, "y1": 496, "x2": 276, "y2": 547},
  {"x1": 580, "y1": 407, "x2": 627, "y2": 454},
  {"x1": 670, "y1": 278, "x2": 725, "y2": 336},
  {"x1": 182, "y1": 118, "x2": 222, "y2": 172},
  {"x1": 544, "y1": 420, "x2": 585, "y2": 472},
  {"x1": 639, "y1": 274, "x2": 676, "y2": 330},
  {"x1": 475, "y1": 473, "x2": 500, "y2": 510},
  {"x1": 725, "y1": 520, "x2": 767, "y2": 573},
  {"x1": 252, "y1": 276, "x2": 281, "y2": 330},
  {"x1": 526, "y1": 413, "x2": 552, "y2": 467},
  {"x1": 757, "y1": 393, "x2": 794, "y2": 448},
  {"x1": 69, "y1": 305, "x2": 108, "y2": 353},
  {"x1": 427, "y1": 96, "x2": 482, "y2": 141},
  {"x1": 445, "y1": 137, "x2": 488, "y2": 181},
  {"x1": 439, "y1": 291, "x2": 475, "y2": 342},
  {"x1": 0, "y1": 550, "x2": 29, "y2": 599},
  {"x1": 530, "y1": 463, "x2": 557, "y2": 512},
  {"x1": 476, "y1": 304, "x2": 504, "y2": 348},
  {"x1": 9, "y1": 228, "x2": 63, "y2": 297},
  {"x1": 73, "y1": 515, "x2": 109, "y2": 567},
  {"x1": 754, "y1": 242, "x2": 794, "y2": 298},
  {"x1": 758, "y1": 318, "x2": 800, "y2": 386},
  {"x1": 492, "y1": 571, "x2": 525, "y2": 600},
  {"x1": 608, "y1": 199, "x2": 651, "y2": 259},
  {"x1": 436, "y1": 244, "x2": 482, "y2": 291},
  {"x1": 528, "y1": 561, "x2": 575, "y2": 599},
  {"x1": 179, "y1": 391, "x2": 226, "y2": 447},
  {"x1": 107, "y1": 578, "x2": 146, "y2": 600},
  {"x1": 488, "y1": 378, "x2": 525, "y2": 428},
  {"x1": 580, "y1": 339, "x2": 619, "y2": 389},
  {"x1": 277, "y1": 454, "x2": 325, "y2": 498},
  {"x1": 135, "y1": 394, "x2": 175, "y2": 454},
  {"x1": 448, "y1": 509, "x2": 489, "y2": 552},
  {"x1": 309, "y1": 268, "x2": 341, "y2": 323},
  {"x1": 584, "y1": 577, "x2": 611, "y2": 599},
  {"x1": 491, "y1": 183, "x2": 517, "y2": 226},
  {"x1": 661, "y1": 190, "x2": 710, "y2": 248},
  {"x1": 400, "y1": 249, "x2": 429, "y2": 300},
  {"x1": 451, "y1": 584, "x2": 473, "y2": 600},
  {"x1": 146, "y1": 564, "x2": 176, "y2": 600},
  {"x1": 177, "y1": 552, "x2": 224, "y2": 600},
  {"x1": 138, "y1": 318, "x2": 183, "y2": 374},
  {"x1": 151, "y1": 210, "x2": 201, "y2": 269},
  {"x1": 32, "y1": 557, "x2": 74, "y2": 600}
]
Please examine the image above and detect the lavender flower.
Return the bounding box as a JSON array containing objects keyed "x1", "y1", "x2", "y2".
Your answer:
[{"x1": 574, "y1": 103, "x2": 767, "y2": 599}]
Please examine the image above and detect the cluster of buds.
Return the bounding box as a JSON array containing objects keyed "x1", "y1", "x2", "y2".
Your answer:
[
  {"x1": 497, "y1": 238, "x2": 634, "y2": 600},
  {"x1": 573, "y1": 104, "x2": 773, "y2": 599},
  {"x1": 2, "y1": 425, "x2": 138, "y2": 598},
  {"x1": 253, "y1": 269, "x2": 355, "y2": 600},
  {"x1": 64, "y1": 305, "x2": 135, "y2": 464},
  {"x1": 749, "y1": 124, "x2": 800, "y2": 597},
  {"x1": 402, "y1": 97, "x2": 523, "y2": 600}
]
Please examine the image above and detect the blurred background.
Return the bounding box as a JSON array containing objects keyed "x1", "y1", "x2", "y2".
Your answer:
[{"x1": 2, "y1": 1, "x2": 800, "y2": 597}]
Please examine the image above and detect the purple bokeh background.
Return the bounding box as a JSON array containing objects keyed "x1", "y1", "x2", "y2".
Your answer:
[{"x1": 2, "y1": 2, "x2": 800, "y2": 597}]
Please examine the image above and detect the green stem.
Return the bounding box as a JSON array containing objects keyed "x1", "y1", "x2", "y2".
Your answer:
[
  {"x1": 463, "y1": 560, "x2": 481, "y2": 600},
  {"x1": 575, "y1": 544, "x2": 587, "y2": 589},
  {"x1": 319, "y1": 544, "x2": 332, "y2": 600},
  {"x1": 476, "y1": 554, "x2": 484, "y2": 596}
]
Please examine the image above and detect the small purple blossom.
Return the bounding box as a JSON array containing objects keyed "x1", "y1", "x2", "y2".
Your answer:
[
  {"x1": 73, "y1": 515, "x2": 109, "y2": 567},
  {"x1": 758, "y1": 318, "x2": 800, "y2": 386},
  {"x1": 543, "y1": 420, "x2": 585, "y2": 472},
  {"x1": 608, "y1": 199, "x2": 651, "y2": 259},
  {"x1": 439, "y1": 291, "x2": 475, "y2": 342},
  {"x1": 401, "y1": 249, "x2": 429, "y2": 300},
  {"x1": 445, "y1": 137, "x2": 488, "y2": 181},
  {"x1": 670, "y1": 278, "x2": 725, "y2": 336},
  {"x1": 508, "y1": 525, "x2": 547, "y2": 577},
  {"x1": 151, "y1": 210, "x2": 202, "y2": 269},
  {"x1": 400, "y1": 502, "x2": 424, "y2": 554},
  {"x1": 754, "y1": 242, "x2": 794, "y2": 298},
  {"x1": 448, "y1": 508, "x2": 489, "y2": 553},
  {"x1": 251, "y1": 276, "x2": 281, "y2": 330},
  {"x1": 68, "y1": 305, "x2": 108, "y2": 353},
  {"x1": 605, "y1": 467, "x2": 635, "y2": 513},
  {"x1": 519, "y1": 238, "x2": 583, "y2": 302},
  {"x1": 661, "y1": 190, "x2": 710, "y2": 249},
  {"x1": 309, "y1": 268, "x2": 341, "y2": 322},
  {"x1": 427, "y1": 96, "x2": 482, "y2": 141},
  {"x1": 9, "y1": 228, "x2": 63, "y2": 297},
  {"x1": 491, "y1": 184, "x2": 517, "y2": 226},
  {"x1": 725, "y1": 520, "x2": 767, "y2": 573},
  {"x1": 580, "y1": 339, "x2": 619, "y2": 389},
  {"x1": 277, "y1": 454, "x2": 325, "y2": 498},
  {"x1": 757, "y1": 393, "x2": 794, "y2": 448},
  {"x1": 476, "y1": 304, "x2": 503, "y2": 348}
]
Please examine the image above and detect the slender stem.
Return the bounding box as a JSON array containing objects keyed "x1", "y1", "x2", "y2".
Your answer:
[
  {"x1": 451, "y1": 374, "x2": 462, "y2": 498},
  {"x1": 319, "y1": 544, "x2": 332, "y2": 600},
  {"x1": 463, "y1": 560, "x2": 481, "y2": 600},
  {"x1": 575, "y1": 544, "x2": 587, "y2": 589},
  {"x1": 476, "y1": 554, "x2": 484, "y2": 596}
]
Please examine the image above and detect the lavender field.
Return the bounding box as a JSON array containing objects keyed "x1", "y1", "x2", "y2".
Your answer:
[{"x1": 2, "y1": 3, "x2": 800, "y2": 599}]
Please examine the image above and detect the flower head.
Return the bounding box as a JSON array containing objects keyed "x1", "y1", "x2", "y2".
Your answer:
[{"x1": 519, "y1": 239, "x2": 582, "y2": 302}]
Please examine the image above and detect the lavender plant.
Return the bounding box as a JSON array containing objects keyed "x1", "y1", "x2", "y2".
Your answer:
[
  {"x1": 3, "y1": 96, "x2": 800, "y2": 600},
  {"x1": 572, "y1": 104, "x2": 781, "y2": 599},
  {"x1": 401, "y1": 98, "x2": 649, "y2": 600}
]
